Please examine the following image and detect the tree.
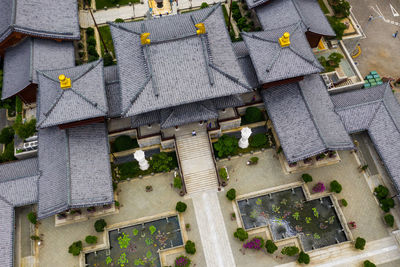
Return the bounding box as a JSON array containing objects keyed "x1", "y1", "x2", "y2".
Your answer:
[
  {"x1": 332, "y1": 0, "x2": 350, "y2": 18},
  {"x1": 87, "y1": 36, "x2": 96, "y2": 46},
  {"x1": 243, "y1": 107, "x2": 263, "y2": 124},
  {"x1": 94, "y1": 219, "x2": 107, "y2": 232},
  {"x1": 281, "y1": 246, "x2": 299, "y2": 256},
  {"x1": 234, "y1": 228, "x2": 248, "y2": 241},
  {"x1": 355, "y1": 237, "x2": 366, "y2": 250},
  {"x1": 0, "y1": 141, "x2": 16, "y2": 162},
  {"x1": 85, "y1": 235, "x2": 98, "y2": 244},
  {"x1": 0, "y1": 126, "x2": 14, "y2": 145},
  {"x1": 176, "y1": 201, "x2": 187, "y2": 213},
  {"x1": 265, "y1": 240, "x2": 278, "y2": 254},
  {"x1": 302, "y1": 174, "x2": 312, "y2": 183},
  {"x1": 27, "y1": 212, "x2": 37, "y2": 225},
  {"x1": 185, "y1": 240, "x2": 196, "y2": 254},
  {"x1": 213, "y1": 135, "x2": 238, "y2": 158},
  {"x1": 327, "y1": 16, "x2": 347, "y2": 40},
  {"x1": 249, "y1": 133, "x2": 267, "y2": 148},
  {"x1": 226, "y1": 188, "x2": 236, "y2": 200},
  {"x1": 298, "y1": 251, "x2": 310, "y2": 264},
  {"x1": 13, "y1": 118, "x2": 36, "y2": 140},
  {"x1": 380, "y1": 198, "x2": 395, "y2": 212},
  {"x1": 150, "y1": 152, "x2": 175, "y2": 172},
  {"x1": 68, "y1": 241, "x2": 83, "y2": 256},
  {"x1": 113, "y1": 135, "x2": 136, "y2": 152},
  {"x1": 86, "y1": 27, "x2": 95, "y2": 36},
  {"x1": 384, "y1": 214, "x2": 394, "y2": 227},
  {"x1": 374, "y1": 185, "x2": 389, "y2": 200}
]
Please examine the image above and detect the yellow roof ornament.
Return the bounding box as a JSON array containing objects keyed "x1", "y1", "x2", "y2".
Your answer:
[
  {"x1": 195, "y1": 23, "x2": 206, "y2": 35},
  {"x1": 58, "y1": 74, "x2": 71, "y2": 89},
  {"x1": 140, "y1": 33, "x2": 151, "y2": 45},
  {"x1": 279, "y1": 32, "x2": 290, "y2": 47}
]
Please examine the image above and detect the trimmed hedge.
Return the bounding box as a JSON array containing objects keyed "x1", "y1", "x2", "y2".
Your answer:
[
  {"x1": 94, "y1": 219, "x2": 107, "y2": 232},
  {"x1": 374, "y1": 185, "x2": 389, "y2": 200},
  {"x1": 380, "y1": 198, "x2": 395, "y2": 212},
  {"x1": 185, "y1": 240, "x2": 196, "y2": 254},
  {"x1": 298, "y1": 251, "x2": 310, "y2": 264},
  {"x1": 113, "y1": 135, "x2": 138, "y2": 152},
  {"x1": 301, "y1": 174, "x2": 312, "y2": 183},
  {"x1": 330, "y1": 180, "x2": 342, "y2": 193},
  {"x1": 341, "y1": 199, "x2": 348, "y2": 207},
  {"x1": 233, "y1": 228, "x2": 248, "y2": 241},
  {"x1": 384, "y1": 214, "x2": 394, "y2": 227},
  {"x1": 213, "y1": 134, "x2": 238, "y2": 158},
  {"x1": 226, "y1": 188, "x2": 236, "y2": 201},
  {"x1": 249, "y1": 133, "x2": 267, "y2": 148},
  {"x1": 68, "y1": 241, "x2": 82, "y2": 256},
  {"x1": 265, "y1": 240, "x2": 278, "y2": 254},
  {"x1": 219, "y1": 167, "x2": 228, "y2": 181},
  {"x1": 85, "y1": 235, "x2": 98, "y2": 244},
  {"x1": 176, "y1": 201, "x2": 187, "y2": 213},
  {"x1": 355, "y1": 237, "x2": 366, "y2": 250},
  {"x1": 242, "y1": 107, "x2": 263, "y2": 125},
  {"x1": 27, "y1": 212, "x2": 37, "y2": 225},
  {"x1": 281, "y1": 246, "x2": 299, "y2": 256}
]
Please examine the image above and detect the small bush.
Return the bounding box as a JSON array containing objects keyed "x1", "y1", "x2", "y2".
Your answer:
[
  {"x1": 330, "y1": 180, "x2": 342, "y2": 193},
  {"x1": 332, "y1": 0, "x2": 350, "y2": 17},
  {"x1": 27, "y1": 212, "x2": 37, "y2": 225},
  {"x1": 327, "y1": 16, "x2": 347, "y2": 40},
  {"x1": 226, "y1": 188, "x2": 236, "y2": 200},
  {"x1": 281, "y1": 246, "x2": 299, "y2": 256},
  {"x1": 114, "y1": 200, "x2": 120, "y2": 207},
  {"x1": 380, "y1": 198, "x2": 395, "y2": 212},
  {"x1": 86, "y1": 27, "x2": 95, "y2": 36},
  {"x1": 200, "y1": 2, "x2": 209, "y2": 8},
  {"x1": 243, "y1": 236, "x2": 264, "y2": 250},
  {"x1": 219, "y1": 168, "x2": 228, "y2": 181},
  {"x1": 13, "y1": 118, "x2": 36, "y2": 140},
  {"x1": 176, "y1": 201, "x2": 187, "y2": 213},
  {"x1": 68, "y1": 241, "x2": 82, "y2": 256},
  {"x1": 249, "y1": 157, "x2": 259, "y2": 164},
  {"x1": 234, "y1": 228, "x2": 248, "y2": 241},
  {"x1": 374, "y1": 185, "x2": 389, "y2": 200},
  {"x1": 363, "y1": 260, "x2": 376, "y2": 267},
  {"x1": 87, "y1": 45, "x2": 99, "y2": 57},
  {"x1": 103, "y1": 53, "x2": 114, "y2": 66},
  {"x1": 384, "y1": 214, "x2": 394, "y2": 227},
  {"x1": 175, "y1": 255, "x2": 191, "y2": 267},
  {"x1": 312, "y1": 182, "x2": 326, "y2": 193},
  {"x1": 88, "y1": 55, "x2": 98, "y2": 62},
  {"x1": 0, "y1": 126, "x2": 14, "y2": 144},
  {"x1": 85, "y1": 235, "x2": 98, "y2": 244},
  {"x1": 113, "y1": 135, "x2": 137, "y2": 152},
  {"x1": 243, "y1": 107, "x2": 263, "y2": 124},
  {"x1": 355, "y1": 237, "x2": 366, "y2": 250},
  {"x1": 265, "y1": 240, "x2": 278, "y2": 254},
  {"x1": 150, "y1": 152, "x2": 176, "y2": 172},
  {"x1": 301, "y1": 174, "x2": 312, "y2": 183},
  {"x1": 185, "y1": 240, "x2": 196, "y2": 254},
  {"x1": 87, "y1": 36, "x2": 96, "y2": 46},
  {"x1": 237, "y1": 17, "x2": 247, "y2": 31},
  {"x1": 298, "y1": 251, "x2": 310, "y2": 264},
  {"x1": 30, "y1": 235, "x2": 41, "y2": 241},
  {"x1": 0, "y1": 141, "x2": 16, "y2": 162},
  {"x1": 114, "y1": 18, "x2": 124, "y2": 22},
  {"x1": 174, "y1": 176, "x2": 182, "y2": 189},
  {"x1": 213, "y1": 134, "x2": 238, "y2": 158},
  {"x1": 94, "y1": 219, "x2": 107, "y2": 232},
  {"x1": 341, "y1": 199, "x2": 348, "y2": 207},
  {"x1": 249, "y1": 133, "x2": 267, "y2": 148}
]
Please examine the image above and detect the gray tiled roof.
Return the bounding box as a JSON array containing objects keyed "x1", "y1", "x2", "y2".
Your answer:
[
  {"x1": 213, "y1": 95, "x2": 244, "y2": 110},
  {"x1": 332, "y1": 83, "x2": 400, "y2": 194},
  {"x1": 262, "y1": 74, "x2": 353, "y2": 163},
  {"x1": 245, "y1": 0, "x2": 271, "y2": 9},
  {"x1": 2, "y1": 38, "x2": 75, "y2": 100},
  {"x1": 242, "y1": 23, "x2": 323, "y2": 85},
  {"x1": 0, "y1": 0, "x2": 80, "y2": 44},
  {"x1": 36, "y1": 60, "x2": 108, "y2": 128},
  {"x1": 232, "y1": 41, "x2": 259, "y2": 89},
  {"x1": 255, "y1": 0, "x2": 335, "y2": 36},
  {"x1": 109, "y1": 4, "x2": 251, "y2": 118},
  {"x1": 104, "y1": 65, "x2": 121, "y2": 118},
  {"x1": 0, "y1": 158, "x2": 40, "y2": 267},
  {"x1": 131, "y1": 110, "x2": 160, "y2": 128},
  {"x1": 38, "y1": 123, "x2": 113, "y2": 220}
]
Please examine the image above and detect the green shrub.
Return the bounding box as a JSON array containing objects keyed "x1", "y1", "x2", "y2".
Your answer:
[
  {"x1": 86, "y1": 27, "x2": 95, "y2": 36},
  {"x1": 249, "y1": 157, "x2": 259, "y2": 164},
  {"x1": 281, "y1": 246, "x2": 299, "y2": 256},
  {"x1": 219, "y1": 168, "x2": 228, "y2": 181},
  {"x1": 114, "y1": 200, "x2": 120, "y2": 207},
  {"x1": 265, "y1": 240, "x2": 278, "y2": 254},
  {"x1": 301, "y1": 173, "x2": 312, "y2": 183},
  {"x1": 374, "y1": 185, "x2": 389, "y2": 200},
  {"x1": 87, "y1": 45, "x2": 99, "y2": 57},
  {"x1": 327, "y1": 16, "x2": 347, "y2": 40},
  {"x1": 13, "y1": 118, "x2": 36, "y2": 140},
  {"x1": 103, "y1": 53, "x2": 114, "y2": 66},
  {"x1": 114, "y1": 18, "x2": 124, "y2": 22},
  {"x1": 176, "y1": 201, "x2": 187, "y2": 213},
  {"x1": 1, "y1": 141, "x2": 16, "y2": 162},
  {"x1": 355, "y1": 237, "x2": 366, "y2": 250},
  {"x1": 380, "y1": 198, "x2": 395, "y2": 212},
  {"x1": 113, "y1": 135, "x2": 138, "y2": 152},
  {"x1": 88, "y1": 55, "x2": 99, "y2": 62},
  {"x1": 30, "y1": 235, "x2": 41, "y2": 241},
  {"x1": 200, "y1": 2, "x2": 209, "y2": 8},
  {"x1": 242, "y1": 107, "x2": 263, "y2": 124},
  {"x1": 85, "y1": 235, "x2": 98, "y2": 244},
  {"x1": 298, "y1": 251, "x2": 310, "y2": 264},
  {"x1": 330, "y1": 180, "x2": 342, "y2": 193},
  {"x1": 213, "y1": 135, "x2": 238, "y2": 158},
  {"x1": 341, "y1": 199, "x2": 348, "y2": 207},
  {"x1": 94, "y1": 219, "x2": 107, "y2": 232},
  {"x1": 233, "y1": 228, "x2": 248, "y2": 241},
  {"x1": 68, "y1": 241, "x2": 82, "y2": 256},
  {"x1": 226, "y1": 188, "x2": 236, "y2": 201},
  {"x1": 249, "y1": 133, "x2": 267, "y2": 148},
  {"x1": 237, "y1": 17, "x2": 247, "y2": 30},
  {"x1": 363, "y1": 260, "x2": 376, "y2": 267},
  {"x1": 0, "y1": 127, "x2": 14, "y2": 144},
  {"x1": 318, "y1": 52, "x2": 344, "y2": 72},
  {"x1": 118, "y1": 161, "x2": 140, "y2": 180},
  {"x1": 27, "y1": 212, "x2": 37, "y2": 225},
  {"x1": 87, "y1": 36, "x2": 96, "y2": 46},
  {"x1": 384, "y1": 214, "x2": 394, "y2": 227},
  {"x1": 174, "y1": 176, "x2": 182, "y2": 189},
  {"x1": 150, "y1": 152, "x2": 176, "y2": 172},
  {"x1": 185, "y1": 240, "x2": 196, "y2": 254},
  {"x1": 332, "y1": 0, "x2": 350, "y2": 17}
]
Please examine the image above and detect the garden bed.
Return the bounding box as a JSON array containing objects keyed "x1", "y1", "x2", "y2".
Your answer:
[
  {"x1": 96, "y1": 0, "x2": 140, "y2": 10},
  {"x1": 98, "y1": 25, "x2": 115, "y2": 57}
]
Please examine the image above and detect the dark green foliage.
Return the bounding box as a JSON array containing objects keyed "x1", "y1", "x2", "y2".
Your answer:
[
  {"x1": 374, "y1": 185, "x2": 389, "y2": 200},
  {"x1": 237, "y1": 17, "x2": 247, "y2": 30},
  {"x1": 355, "y1": 237, "x2": 366, "y2": 250},
  {"x1": 200, "y1": 2, "x2": 209, "y2": 8},
  {"x1": 86, "y1": 27, "x2": 95, "y2": 36},
  {"x1": 176, "y1": 201, "x2": 187, "y2": 212},
  {"x1": 114, "y1": 18, "x2": 124, "y2": 22},
  {"x1": 30, "y1": 235, "x2": 41, "y2": 241},
  {"x1": 332, "y1": 0, "x2": 350, "y2": 18},
  {"x1": 298, "y1": 251, "x2": 310, "y2": 264},
  {"x1": 249, "y1": 133, "x2": 267, "y2": 148},
  {"x1": 265, "y1": 240, "x2": 278, "y2": 254},
  {"x1": 13, "y1": 118, "x2": 36, "y2": 140},
  {"x1": 117, "y1": 161, "x2": 140, "y2": 180},
  {"x1": 380, "y1": 198, "x2": 395, "y2": 212},
  {"x1": 249, "y1": 157, "x2": 259, "y2": 164},
  {"x1": 226, "y1": 188, "x2": 236, "y2": 201},
  {"x1": 219, "y1": 167, "x2": 228, "y2": 181},
  {"x1": 1, "y1": 142, "x2": 16, "y2": 162},
  {"x1": 384, "y1": 214, "x2": 394, "y2": 227},
  {"x1": 149, "y1": 152, "x2": 176, "y2": 172},
  {"x1": 68, "y1": 241, "x2": 83, "y2": 256},
  {"x1": 281, "y1": 246, "x2": 299, "y2": 256},
  {"x1": 242, "y1": 107, "x2": 263, "y2": 124},
  {"x1": 318, "y1": 52, "x2": 344, "y2": 72},
  {"x1": 213, "y1": 135, "x2": 238, "y2": 158},
  {"x1": 85, "y1": 235, "x2": 98, "y2": 244},
  {"x1": 27, "y1": 212, "x2": 37, "y2": 225},
  {"x1": 94, "y1": 219, "x2": 107, "y2": 232},
  {"x1": 234, "y1": 228, "x2": 248, "y2": 241},
  {"x1": 327, "y1": 16, "x2": 347, "y2": 40},
  {"x1": 78, "y1": 42, "x2": 84, "y2": 49},
  {"x1": 174, "y1": 175, "x2": 182, "y2": 189},
  {"x1": 113, "y1": 135, "x2": 138, "y2": 152},
  {"x1": 185, "y1": 240, "x2": 196, "y2": 254},
  {"x1": 245, "y1": 11, "x2": 251, "y2": 18},
  {"x1": 87, "y1": 36, "x2": 96, "y2": 46},
  {"x1": 341, "y1": 199, "x2": 348, "y2": 207},
  {"x1": 231, "y1": 2, "x2": 242, "y2": 22},
  {"x1": 330, "y1": 180, "x2": 342, "y2": 193},
  {"x1": 0, "y1": 126, "x2": 14, "y2": 144},
  {"x1": 78, "y1": 51, "x2": 85, "y2": 58},
  {"x1": 363, "y1": 260, "x2": 376, "y2": 267},
  {"x1": 302, "y1": 173, "x2": 312, "y2": 183},
  {"x1": 114, "y1": 200, "x2": 120, "y2": 207},
  {"x1": 243, "y1": 4, "x2": 248, "y2": 10},
  {"x1": 87, "y1": 45, "x2": 99, "y2": 57},
  {"x1": 103, "y1": 53, "x2": 114, "y2": 66}
]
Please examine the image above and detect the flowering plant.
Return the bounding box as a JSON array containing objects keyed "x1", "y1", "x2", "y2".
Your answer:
[
  {"x1": 312, "y1": 182, "x2": 326, "y2": 193},
  {"x1": 175, "y1": 255, "x2": 191, "y2": 267},
  {"x1": 243, "y1": 237, "x2": 265, "y2": 250}
]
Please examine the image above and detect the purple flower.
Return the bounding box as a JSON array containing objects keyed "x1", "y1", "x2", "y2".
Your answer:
[{"x1": 312, "y1": 182, "x2": 326, "y2": 193}]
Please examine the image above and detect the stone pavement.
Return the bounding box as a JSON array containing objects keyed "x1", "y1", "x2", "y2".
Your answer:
[{"x1": 192, "y1": 191, "x2": 236, "y2": 267}]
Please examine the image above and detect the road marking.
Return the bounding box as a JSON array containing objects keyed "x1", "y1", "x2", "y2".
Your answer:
[{"x1": 390, "y1": 4, "x2": 399, "y2": 17}]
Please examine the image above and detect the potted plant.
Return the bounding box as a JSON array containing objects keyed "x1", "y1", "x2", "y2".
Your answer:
[
  {"x1": 348, "y1": 221, "x2": 357, "y2": 229},
  {"x1": 247, "y1": 156, "x2": 259, "y2": 165},
  {"x1": 87, "y1": 207, "x2": 96, "y2": 213},
  {"x1": 231, "y1": 212, "x2": 236, "y2": 221},
  {"x1": 186, "y1": 223, "x2": 191, "y2": 231},
  {"x1": 303, "y1": 157, "x2": 312, "y2": 164},
  {"x1": 145, "y1": 185, "x2": 153, "y2": 192}
]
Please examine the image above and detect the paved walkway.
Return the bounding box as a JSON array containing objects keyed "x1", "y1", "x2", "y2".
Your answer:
[{"x1": 192, "y1": 191, "x2": 236, "y2": 267}]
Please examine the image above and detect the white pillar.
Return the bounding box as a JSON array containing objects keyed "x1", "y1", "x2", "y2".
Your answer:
[
  {"x1": 239, "y1": 127, "x2": 252, "y2": 149},
  {"x1": 134, "y1": 150, "x2": 149, "y2": 171}
]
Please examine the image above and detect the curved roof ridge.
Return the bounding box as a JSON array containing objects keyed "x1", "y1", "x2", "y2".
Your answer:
[
  {"x1": 209, "y1": 63, "x2": 252, "y2": 90},
  {"x1": 37, "y1": 90, "x2": 66, "y2": 127},
  {"x1": 122, "y1": 76, "x2": 152, "y2": 116}
]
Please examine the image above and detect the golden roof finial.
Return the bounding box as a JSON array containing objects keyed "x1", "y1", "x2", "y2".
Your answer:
[
  {"x1": 58, "y1": 74, "x2": 71, "y2": 89},
  {"x1": 195, "y1": 23, "x2": 206, "y2": 35},
  {"x1": 279, "y1": 32, "x2": 290, "y2": 47},
  {"x1": 140, "y1": 33, "x2": 151, "y2": 45}
]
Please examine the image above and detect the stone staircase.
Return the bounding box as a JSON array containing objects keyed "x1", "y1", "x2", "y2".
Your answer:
[{"x1": 175, "y1": 131, "x2": 219, "y2": 195}]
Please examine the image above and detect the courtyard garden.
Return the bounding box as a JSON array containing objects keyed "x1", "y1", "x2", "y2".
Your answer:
[{"x1": 95, "y1": 0, "x2": 140, "y2": 10}]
